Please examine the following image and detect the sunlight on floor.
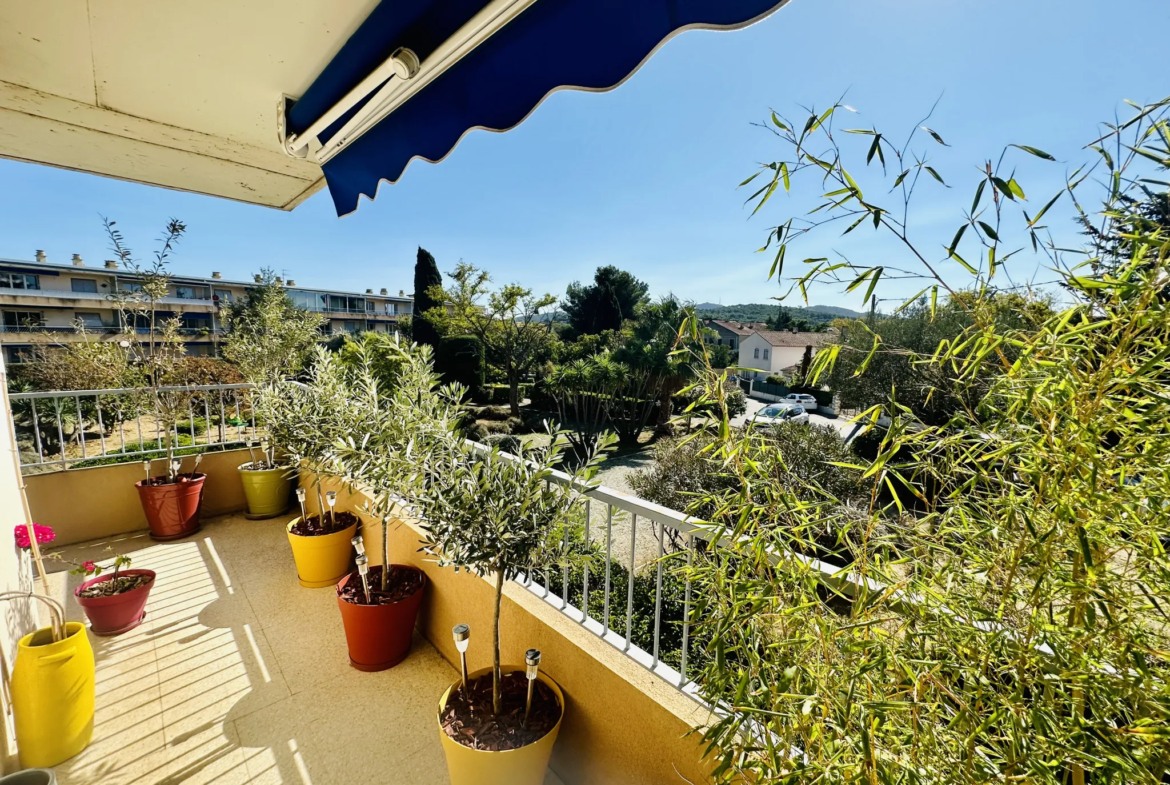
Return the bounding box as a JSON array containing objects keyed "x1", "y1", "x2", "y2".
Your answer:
[{"x1": 36, "y1": 514, "x2": 566, "y2": 784}]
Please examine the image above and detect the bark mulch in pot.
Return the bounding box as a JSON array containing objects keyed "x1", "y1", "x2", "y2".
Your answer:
[
  {"x1": 77, "y1": 573, "x2": 153, "y2": 598},
  {"x1": 440, "y1": 671, "x2": 561, "y2": 752},
  {"x1": 338, "y1": 566, "x2": 423, "y2": 605},
  {"x1": 289, "y1": 511, "x2": 359, "y2": 537}
]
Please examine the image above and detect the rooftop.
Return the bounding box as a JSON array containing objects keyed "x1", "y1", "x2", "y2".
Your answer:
[{"x1": 751, "y1": 330, "x2": 831, "y2": 347}]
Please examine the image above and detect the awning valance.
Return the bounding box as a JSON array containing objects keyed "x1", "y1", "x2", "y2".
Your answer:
[{"x1": 282, "y1": 0, "x2": 791, "y2": 216}]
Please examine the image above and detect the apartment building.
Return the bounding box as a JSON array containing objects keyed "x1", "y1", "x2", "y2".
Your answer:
[{"x1": 0, "y1": 252, "x2": 413, "y2": 363}]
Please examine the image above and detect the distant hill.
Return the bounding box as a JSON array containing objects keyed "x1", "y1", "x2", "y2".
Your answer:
[{"x1": 697, "y1": 303, "x2": 865, "y2": 324}]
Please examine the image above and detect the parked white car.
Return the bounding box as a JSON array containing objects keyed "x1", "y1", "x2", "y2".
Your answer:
[
  {"x1": 752, "y1": 403, "x2": 810, "y2": 426},
  {"x1": 785, "y1": 393, "x2": 818, "y2": 409}
]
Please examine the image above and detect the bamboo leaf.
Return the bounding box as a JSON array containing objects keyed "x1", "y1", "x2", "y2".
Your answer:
[{"x1": 1010, "y1": 144, "x2": 1056, "y2": 161}]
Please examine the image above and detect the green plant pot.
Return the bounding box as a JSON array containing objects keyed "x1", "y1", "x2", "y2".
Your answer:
[{"x1": 238, "y1": 464, "x2": 293, "y2": 519}]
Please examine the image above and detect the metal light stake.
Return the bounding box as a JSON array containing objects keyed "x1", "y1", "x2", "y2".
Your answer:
[
  {"x1": 355, "y1": 554, "x2": 371, "y2": 604},
  {"x1": 524, "y1": 649, "x2": 541, "y2": 729},
  {"x1": 170, "y1": 459, "x2": 181, "y2": 480},
  {"x1": 452, "y1": 624, "x2": 471, "y2": 698},
  {"x1": 326, "y1": 490, "x2": 338, "y2": 528},
  {"x1": 351, "y1": 534, "x2": 366, "y2": 557},
  {"x1": 142, "y1": 459, "x2": 152, "y2": 486},
  {"x1": 295, "y1": 487, "x2": 307, "y2": 521},
  {"x1": 246, "y1": 439, "x2": 258, "y2": 467},
  {"x1": 260, "y1": 437, "x2": 271, "y2": 467}
]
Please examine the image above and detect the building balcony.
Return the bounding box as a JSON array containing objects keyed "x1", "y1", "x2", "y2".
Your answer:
[
  {"x1": 0, "y1": 325, "x2": 225, "y2": 344},
  {"x1": 9, "y1": 436, "x2": 711, "y2": 784},
  {"x1": 0, "y1": 289, "x2": 218, "y2": 313}
]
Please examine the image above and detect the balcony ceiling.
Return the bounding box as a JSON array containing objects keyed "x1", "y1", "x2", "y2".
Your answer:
[{"x1": 0, "y1": 0, "x2": 385, "y2": 210}]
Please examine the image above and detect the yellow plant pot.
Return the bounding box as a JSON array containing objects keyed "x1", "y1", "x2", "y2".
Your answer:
[
  {"x1": 438, "y1": 666, "x2": 563, "y2": 785},
  {"x1": 286, "y1": 519, "x2": 357, "y2": 588},
  {"x1": 11, "y1": 622, "x2": 95, "y2": 768}
]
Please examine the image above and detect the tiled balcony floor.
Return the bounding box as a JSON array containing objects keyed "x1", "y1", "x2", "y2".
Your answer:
[{"x1": 38, "y1": 513, "x2": 564, "y2": 785}]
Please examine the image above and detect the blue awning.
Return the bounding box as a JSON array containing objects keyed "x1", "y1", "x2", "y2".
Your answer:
[{"x1": 286, "y1": 0, "x2": 790, "y2": 216}]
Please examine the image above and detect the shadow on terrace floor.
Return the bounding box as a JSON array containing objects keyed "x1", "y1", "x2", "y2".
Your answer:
[{"x1": 38, "y1": 513, "x2": 564, "y2": 785}]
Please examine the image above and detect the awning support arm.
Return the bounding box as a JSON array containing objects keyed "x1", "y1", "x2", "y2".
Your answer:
[
  {"x1": 281, "y1": 47, "x2": 421, "y2": 160},
  {"x1": 279, "y1": 0, "x2": 540, "y2": 165}
]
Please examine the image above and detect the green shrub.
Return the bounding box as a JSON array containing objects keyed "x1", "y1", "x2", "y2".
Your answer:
[
  {"x1": 435, "y1": 335, "x2": 485, "y2": 395},
  {"x1": 71, "y1": 435, "x2": 247, "y2": 469},
  {"x1": 472, "y1": 404, "x2": 512, "y2": 422},
  {"x1": 478, "y1": 420, "x2": 512, "y2": 436},
  {"x1": 483, "y1": 434, "x2": 522, "y2": 454}
]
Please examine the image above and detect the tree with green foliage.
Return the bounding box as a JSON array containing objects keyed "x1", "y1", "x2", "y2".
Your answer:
[
  {"x1": 412, "y1": 247, "x2": 443, "y2": 348},
  {"x1": 562, "y1": 265, "x2": 649, "y2": 336},
  {"x1": 435, "y1": 334, "x2": 485, "y2": 395},
  {"x1": 678, "y1": 96, "x2": 1170, "y2": 784},
  {"x1": 222, "y1": 268, "x2": 325, "y2": 385},
  {"x1": 615, "y1": 297, "x2": 699, "y2": 437},
  {"x1": 431, "y1": 263, "x2": 557, "y2": 416}
]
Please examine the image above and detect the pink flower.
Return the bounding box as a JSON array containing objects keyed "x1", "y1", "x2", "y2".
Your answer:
[
  {"x1": 81, "y1": 560, "x2": 96, "y2": 573},
  {"x1": 14, "y1": 524, "x2": 55, "y2": 549}
]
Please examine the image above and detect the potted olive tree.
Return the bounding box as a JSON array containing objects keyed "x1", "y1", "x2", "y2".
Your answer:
[
  {"x1": 105, "y1": 218, "x2": 207, "y2": 540},
  {"x1": 257, "y1": 348, "x2": 360, "y2": 588},
  {"x1": 222, "y1": 269, "x2": 324, "y2": 518},
  {"x1": 414, "y1": 425, "x2": 612, "y2": 785},
  {"x1": 331, "y1": 341, "x2": 464, "y2": 671}
]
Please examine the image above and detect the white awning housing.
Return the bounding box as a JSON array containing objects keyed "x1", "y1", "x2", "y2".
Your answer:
[{"x1": 0, "y1": 0, "x2": 385, "y2": 210}]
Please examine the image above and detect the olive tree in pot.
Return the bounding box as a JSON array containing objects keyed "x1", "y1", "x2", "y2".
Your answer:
[
  {"x1": 331, "y1": 340, "x2": 465, "y2": 671},
  {"x1": 104, "y1": 217, "x2": 206, "y2": 541},
  {"x1": 414, "y1": 424, "x2": 612, "y2": 785},
  {"x1": 222, "y1": 269, "x2": 324, "y2": 518},
  {"x1": 257, "y1": 348, "x2": 362, "y2": 588}
]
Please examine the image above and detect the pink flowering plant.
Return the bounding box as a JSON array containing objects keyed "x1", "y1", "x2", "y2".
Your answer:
[{"x1": 13, "y1": 523, "x2": 55, "y2": 550}]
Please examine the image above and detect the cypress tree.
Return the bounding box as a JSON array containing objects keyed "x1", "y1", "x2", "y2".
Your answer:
[{"x1": 413, "y1": 246, "x2": 443, "y2": 348}]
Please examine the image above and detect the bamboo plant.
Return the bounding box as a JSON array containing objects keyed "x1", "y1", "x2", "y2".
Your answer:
[{"x1": 676, "y1": 96, "x2": 1170, "y2": 783}]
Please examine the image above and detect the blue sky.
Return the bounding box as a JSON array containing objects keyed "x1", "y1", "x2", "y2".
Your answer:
[{"x1": 1, "y1": 0, "x2": 1167, "y2": 311}]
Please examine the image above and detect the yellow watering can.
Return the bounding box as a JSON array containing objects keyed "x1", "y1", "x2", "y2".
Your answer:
[{"x1": 1, "y1": 592, "x2": 95, "y2": 768}]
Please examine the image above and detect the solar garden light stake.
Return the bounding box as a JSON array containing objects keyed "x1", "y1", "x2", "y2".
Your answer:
[
  {"x1": 295, "y1": 487, "x2": 307, "y2": 521},
  {"x1": 524, "y1": 649, "x2": 541, "y2": 729},
  {"x1": 246, "y1": 439, "x2": 258, "y2": 467},
  {"x1": 142, "y1": 459, "x2": 152, "y2": 486},
  {"x1": 381, "y1": 515, "x2": 391, "y2": 591},
  {"x1": 355, "y1": 554, "x2": 371, "y2": 604},
  {"x1": 326, "y1": 490, "x2": 338, "y2": 529},
  {"x1": 452, "y1": 624, "x2": 470, "y2": 699},
  {"x1": 170, "y1": 459, "x2": 181, "y2": 481},
  {"x1": 260, "y1": 437, "x2": 271, "y2": 468},
  {"x1": 351, "y1": 534, "x2": 366, "y2": 558}
]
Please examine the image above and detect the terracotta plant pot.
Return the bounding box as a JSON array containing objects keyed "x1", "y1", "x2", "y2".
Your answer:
[
  {"x1": 74, "y1": 569, "x2": 156, "y2": 636},
  {"x1": 286, "y1": 518, "x2": 357, "y2": 588},
  {"x1": 336, "y1": 566, "x2": 426, "y2": 671},
  {"x1": 438, "y1": 667, "x2": 564, "y2": 785},
  {"x1": 136, "y1": 473, "x2": 205, "y2": 540},
  {"x1": 10, "y1": 622, "x2": 94, "y2": 769},
  {"x1": 238, "y1": 463, "x2": 293, "y2": 519}
]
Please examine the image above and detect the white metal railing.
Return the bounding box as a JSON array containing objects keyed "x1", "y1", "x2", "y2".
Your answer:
[{"x1": 10, "y1": 383, "x2": 257, "y2": 470}]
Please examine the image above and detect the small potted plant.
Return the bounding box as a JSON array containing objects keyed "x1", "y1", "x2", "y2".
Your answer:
[
  {"x1": 222, "y1": 270, "x2": 324, "y2": 518},
  {"x1": 105, "y1": 217, "x2": 207, "y2": 541},
  {"x1": 238, "y1": 437, "x2": 294, "y2": 519},
  {"x1": 336, "y1": 525, "x2": 427, "y2": 671},
  {"x1": 415, "y1": 430, "x2": 611, "y2": 785},
  {"x1": 70, "y1": 553, "x2": 155, "y2": 637}
]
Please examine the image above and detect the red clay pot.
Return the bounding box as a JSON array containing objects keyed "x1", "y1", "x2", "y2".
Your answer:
[
  {"x1": 336, "y1": 566, "x2": 426, "y2": 672},
  {"x1": 136, "y1": 473, "x2": 206, "y2": 541},
  {"x1": 74, "y1": 569, "x2": 156, "y2": 636}
]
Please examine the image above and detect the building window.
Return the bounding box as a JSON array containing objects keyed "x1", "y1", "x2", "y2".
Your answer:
[
  {"x1": 763, "y1": 348, "x2": 770, "y2": 360},
  {"x1": 173, "y1": 285, "x2": 201, "y2": 299},
  {"x1": 120, "y1": 281, "x2": 145, "y2": 293},
  {"x1": 214, "y1": 289, "x2": 232, "y2": 303},
  {"x1": 75, "y1": 312, "x2": 104, "y2": 329},
  {"x1": 0, "y1": 272, "x2": 40, "y2": 290},
  {"x1": 71, "y1": 279, "x2": 98, "y2": 293},
  {"x1": 3, "y1": 311, "x2": 44, "y2": 329},
  {"x1": 731, "y1": 338, "x2": 737, "y2": 349},
  {"x1": 753, "y1": 347, "x2": 760, "y2": 359},
  {"x1": 366, "y1": 301, "x2": 375, "y2": 313}
]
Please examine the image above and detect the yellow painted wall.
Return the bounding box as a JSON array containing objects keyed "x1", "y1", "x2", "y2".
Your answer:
[
  {"x1": 302, "y1": 474, "x2": 715, "y2": 785},
  {"x1": 25, "y1": 448, "x2": 251, "y2": 546}
]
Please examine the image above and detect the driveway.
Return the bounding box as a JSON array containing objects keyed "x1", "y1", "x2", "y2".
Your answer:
[{"x1": 733, "y1": 396, "x2": 864, "y2": 442}]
